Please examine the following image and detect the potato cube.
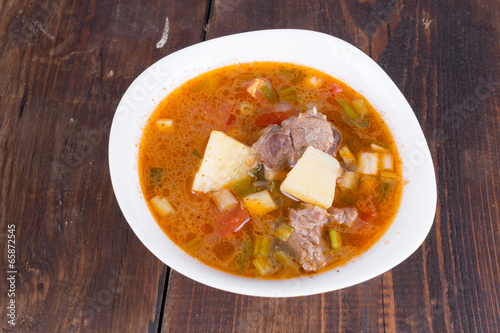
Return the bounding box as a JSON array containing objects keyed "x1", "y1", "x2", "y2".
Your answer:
[
  {"x1": 280, "y1": 146, "x2": 341, "y2": 208},
  {"x1": 192, "y1": 131, "x2": 258, "y2": 192}
]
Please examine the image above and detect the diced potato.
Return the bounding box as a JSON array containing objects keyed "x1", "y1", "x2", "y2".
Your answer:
[
  {"x1": 242, "y1": 190, "x2": 278, "y2": 215},
  {"x1": 358, "y1": 152, "x2": 379, "y2": 175},
  {"x1": 192, "y1": 131, "x2": 258, "y2": 192},
  {"x1": 150, "y1": 195, "x2": 176, "y2": 217},
  {"x1": 339, "y1": 171, "x2": 359, "y2": 192},
  {"x1": 155, "y1": 118, "x2": 174, "y2": 131},
  {"x1": 280, "y1": 146, "x2": 341, "y2": 209},
  {"x1": 382, "y1": 153, "x2": 393, "y2": 171}
]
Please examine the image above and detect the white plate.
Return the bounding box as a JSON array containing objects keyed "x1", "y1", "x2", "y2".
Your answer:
[{"x1": 109, "y1": 29, "x2": 436, "y2": 297}]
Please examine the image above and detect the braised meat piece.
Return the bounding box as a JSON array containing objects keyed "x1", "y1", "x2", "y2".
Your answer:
[
  {"x1": 251, "y1": 125, "x2": 295, "y2": 171},
  {"x1": 282, "y1": 108, "x2": 341, "y2": 158},
  {"x1": 328, "y1": 207, "x2": 359, "y2": 228},
  {"x1": 286, "y1": 204, "x2": 330, "y2": 271}
]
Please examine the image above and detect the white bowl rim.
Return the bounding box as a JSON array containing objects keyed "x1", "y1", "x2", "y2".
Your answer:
[{"x1": 109, "y1": 29, "x2": 437, "y2": 297}]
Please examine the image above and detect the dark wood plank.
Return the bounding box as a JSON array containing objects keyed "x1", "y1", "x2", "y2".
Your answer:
[
  {"x1": 0, "y1": 0, "x2": 208, "y2": 332},
  {"x1": 162, "y1": 0, "x2": 500, "y2": 332}
]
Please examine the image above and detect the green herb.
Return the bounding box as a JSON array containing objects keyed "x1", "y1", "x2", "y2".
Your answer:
[
  {"x1": 259, "y1": 83, "x2": 279, "y2": 103},
  {"x1": 230, "y1": 178, "x2": 255, "y2": 198},
  {"x1": 192, "y1": 149, "x2": 202, "y2": 159},
  {"x1": 278, "y1": 87, "x2": 298, "y2": 101}
]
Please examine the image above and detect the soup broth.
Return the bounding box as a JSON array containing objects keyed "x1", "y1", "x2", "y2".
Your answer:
[{"x1": 138, "y1": 62, "x2": 402, "y2": 279}]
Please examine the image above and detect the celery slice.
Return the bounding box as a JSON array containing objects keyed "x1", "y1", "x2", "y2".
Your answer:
[
  {"x1": 274, "y1": 223, "x2": 294, "y2": 241},
  {"x1": 252, "y1": 236, "x2": 272, "y2": 256},
  {"x1": 329, "y1": 229, "x2": 342, "y2": 249},
  {"x1": 273, "y1": 250, "x2": 293, "y2": 266},
  {"x1": 259, "y1": 84, "x2": 278, "y2": 103},
  {"x1": 336, "y1": 98, "x2": 359, "y2": 120},
  {"x1": 291, "y1": 71, "x2": 305, "y2": 85},
  {"x1": 252, "y1": 258, "x2": 274, "y2": 276},
  {"x1": 230, "y1": 178, "x2": 255, "y2": 198},
  {"x1": 278, "y1": 87, "x2": 297, "y2": 101},
  {"x1": 184, "y1": 236, "x2": 204, "y2": 253}
]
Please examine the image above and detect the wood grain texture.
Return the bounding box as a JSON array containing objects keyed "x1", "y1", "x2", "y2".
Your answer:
[
  {"x1": 0, "y1": 0, "x2": 207, "y2": 332},
  {"x1": 162, "y1": 0, "x2": 500, "y2": 332},
  {"x1": 0, "y1": 0, "x2": 498, "y2": 332}
]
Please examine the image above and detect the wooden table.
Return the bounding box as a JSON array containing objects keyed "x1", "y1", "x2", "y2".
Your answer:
[{"x1": 1, "y1": 0, "x2": 499, "y2": 332}]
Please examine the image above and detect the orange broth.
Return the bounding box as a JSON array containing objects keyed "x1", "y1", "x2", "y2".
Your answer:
[{"x1": 138, "y1": 62, "x2": 402, "y2": 278}]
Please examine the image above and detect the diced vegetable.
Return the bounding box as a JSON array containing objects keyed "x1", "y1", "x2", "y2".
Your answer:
[
  {"x1": 273, "y1": 250, "x2": 294, "y2": 266},
  {"x1": 329, "y1": 229, "x2": 343, "y2": 249},
  {"x1": 381, "y1": 172, "x2": 398, "y2": 179},
  {"x1": 249, "y1": 165, "x2": 263, "y2": 180},
  {"x1": 242, "y1": 190, "x2": 278, "y2": 215},
  {"x1": 239, "y1": 101, "x2": 255, "y2": 115},
  {"x1": 237, "y1": 72, "x2": 257, "y2": 80},
  {"x1": 252, "y1": 257, "x2": 274, "y2": 276},
  {"x1": 380, "y1": 180, "x2": 395, "y2": 196},
  {"x1": 259, "y1": 83, "x2": 279, "y2": 103},
  {"x1": 274, "y1": 223, "x2": 294, "y2": 241},
  {"x1": 358, "y1": 152, "x2": 379, "y2": 175},
  {"x1": 352, "y1": 99, "x2": 369, "y2": 116},
  {"x1": 370, "y1": 140, "x2": 389, "y2": 148},
  {"x1": 192, "y1": 131, "x2": 258, "y2": 192},
  {"x1": 155, "y1": 118, "x2": 174, "y2": 131},
  {"x1": 235, "y1": 241, "x2": 252, "y2": 272},
  {"x1": 211, "y1": 189, "x2": 238, "y2": 212},
  {"x1": 230, "y1": 178, "x2": 255, "y2": 198},
  {"x1": 280, "y1": 146, "x2": 341, "y2": 209},
  {"x1": 278, "y1": 87, "x2": 297, "y2": 101},
  {"x1": 247, "y1": 78, "x2": 265, "y2": 97},
  {"x1": 148, "y1": 167, "x2": 164, "y2": 188},
  {"x1": 358, "y1": 176, "x2": 378, "y2": 193},
  {"x1": 184, "y1": 236, "x2": 204, "y2": 252},
  {"x1": 305, "y1": 76, "x2": 322, "y2": 88},
  {"x1": 192, "y1": 148, "x2": 202, "y2": 158},
  {"x1": 337, "y1": 98, "x2": 359, "y2": 120},
  {"x1": 252, "y1": 236, "x2": 272, "y2": 256},
  {"x1": 255, "y1": 112, "x2": 292, "y2": 127},
  {"x1": 150, "y1": 195, "x2": 176, "y2": 217},
  {"x1": 276, "y1": 69, "x2": 296, "y2": 76},
  {"x1": 339, "y1": 171, "x2": 359, "y2": 192},
  {"x1": 217, "y1": 206, "x2": 250, "y2": 237},
  {"x1": 382, "y1": 153, "x2": 393, "y2": 171},
  {"x1": 370, "y1": 143, "x2": 387, "y2": 152},
  {"x1": 339, "y1": 192, "x2": 357, "y2": 205},
  {"x1": 338, "y1": 145, "x2": 356, "y2": 165},
  {"x1": 291, "y1": 71, "x2": 305, "y2": 85}
]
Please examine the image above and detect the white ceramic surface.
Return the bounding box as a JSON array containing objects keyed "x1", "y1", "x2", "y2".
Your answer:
[{"x1": 109, "y1": 29, "x2": 437, "y2": 297}]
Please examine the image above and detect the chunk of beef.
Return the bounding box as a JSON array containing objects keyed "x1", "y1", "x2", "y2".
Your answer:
[
  {"x1": 289, "y1": 204, "x2": 328, "y2": 244},
  {"x1": 286, "y1": 204, "x2": 330, "y2": 271},
  {"x1": 251, "y1": 125, "x2": 295, "y2": 171},
  {"x1": 286, "y1": 232, "x2": 329, "y2": 271},
  {"x1": 328, "y1": 207, "x2": 359, "y2": 228},
  {"x1": 282, "y1": 108, "x2": 341, "y2": 158}
]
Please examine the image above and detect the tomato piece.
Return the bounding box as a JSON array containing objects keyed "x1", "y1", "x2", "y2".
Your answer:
[
  {"x1": 217, "y1": 206, "x2": 250, "y2": 237},
  {"x1": 254, "y1": 112, "x2": 293, "y2": 127},
  {"x1": 360, "y1": 209, "x2": 377, "y2": 222},
  {"x1": 224, "y1": 113, "x2": 236, "y2": 127}
]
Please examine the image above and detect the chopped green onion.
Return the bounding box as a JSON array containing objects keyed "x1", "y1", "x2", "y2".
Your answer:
[
  {"x1": 273, "y1": 250, "x2": 294, "y2": 266},
  {"x1": 276, "y1": 69, "x2": 296, "y2": 76},
  {"x1": 236, "y1": 72, "x2": 257, "y2": 80},
  {"x1": 370, "y1": 143, "x2": 387, "y2": 152},
  {"x1": 252, "y1": 257, "x2": 274, "y2": 276},
  {"x1": 252, "y1": 236, "x2": 272, "y2": 256},
  {"x1": 339, "y1": 171, "x2": 359, "y2": 192},
  {"x1": 230, "y1": 178, "x2": 255, "y2": 198},
  {"x1": 381, "y1": 172, "x2": 398, "y2": 179},
  {"x1": 278, "y1": 87, "x2": 297, "y2": 101},
  {"x1": 274, "y1": 223, "x2": 294, "y2": 241},
  {"x1": 291, "y1": 71, "x2": 305, "y2": 85},
  {"x1": 338, "y1": 146, "x2": 356, "y2": 165},
  {"x1": 382, "y1": 153, "x2": 394, "y2": 171},
  {"x1": 339, "y1": 192, "x2": 357, "y2": 205},
  {"x1": 259, "y1": 83, "x2": 278, "y2": 103},
  {"x1": 155, "y1": 118, "x2": 174, "y2": 131},
  {"x1": 329, "y1": 229, "x2": 343, "y2": 249},
  {"x1": 211, "y1": 189, "x2": 238, "y2": 212},
  {"x1": 150, "y1": 195, "x2": 176, "y2": 217},
  {"x1": 192, "y1": 149, "x2": 202, "y2": 159},
  {"x1": 352, "y1": 99, "x2": 369, "y2": 116},
  {"x1": 148, "y1": 167, "x2": 164, "y2": 188},
  {"x1": 184, "y1": 236, "x2": 204, "y2": 253},
  {"x1": 235, "y1": 241, "x2": 252, "y2": 272},
  {"x1": 249, "y1": 165, "x2": 263, "y2": 180},
  {"x1": 380, "y1": 180, "x2": 395, "y2": 196},
  {"x1": 337, "y1": 98, "x2": 359, "y2": 120},
  {"x1": 369, "y1": 140, "x2": 390, "y2": 149}
]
